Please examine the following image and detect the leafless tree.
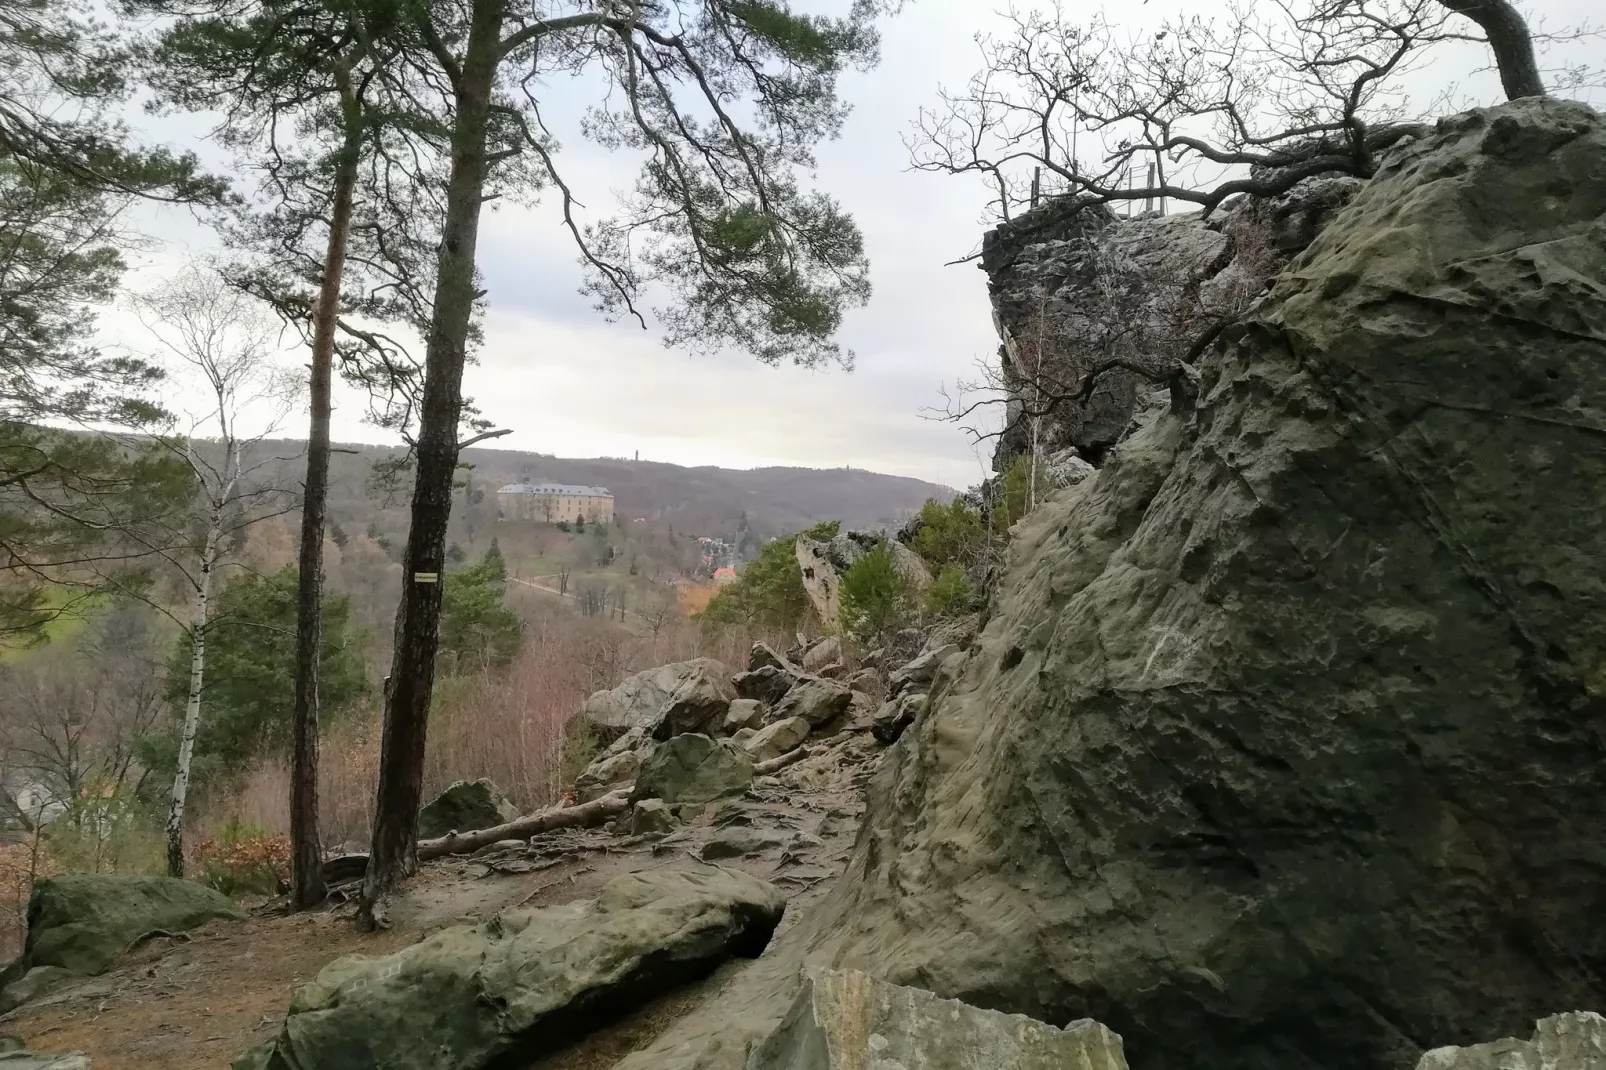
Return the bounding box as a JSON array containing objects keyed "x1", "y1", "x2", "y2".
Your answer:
[
  {"x1": 0, "y1": 603, "x2": 166, "y2": 835},
  {"x1": 129, "y1": 266, "x2": 300, "y2": 877},
  {"x1": 911, "y1": 0, "x2": 1596, "y2": 225}
]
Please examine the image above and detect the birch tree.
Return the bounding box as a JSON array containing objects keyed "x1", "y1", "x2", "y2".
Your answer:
[
  {"x1": 131, "y1": 267, "x2": 297, "y2": 877},
  {"x1": 137, "y1": 0, "x2": 437, "y2": 906}
]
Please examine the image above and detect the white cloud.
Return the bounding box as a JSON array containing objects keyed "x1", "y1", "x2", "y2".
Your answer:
[{"x1": 104, "y1": 0, "x2": 1604, "y2": 492}]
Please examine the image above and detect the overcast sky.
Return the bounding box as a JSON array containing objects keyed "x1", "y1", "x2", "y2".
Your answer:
[{"x1": 108, "y1": 0, "x2": 1602, "y2": 490}]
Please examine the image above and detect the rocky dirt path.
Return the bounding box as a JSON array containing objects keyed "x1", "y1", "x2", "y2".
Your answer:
[{"x1": 0, "y1": 729, "x2": 880, "y2": 1070}]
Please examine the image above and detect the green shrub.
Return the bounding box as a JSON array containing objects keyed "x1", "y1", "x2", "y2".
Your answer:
[
  {"x1": 924, "y1": 565, "x2": 973, "y2": 618},
  {"x1": 912, "y1": 496, "x2": 985, "y2": 570},
  {"x1": 151, "y1": 566, "x2": 369, "y2": 784},
  {"x1": 439, "y1": 559, "x2": 524, "y2": 673},
  {"x1": 697, "y1": 519, "x2": 840, "y2": 631},
  {"x1": 838, "y1": 539, "x2": 917, "y2": 646},
  {"x1": 994, "y1": 454, "x2": 1056, "y2": 532}
]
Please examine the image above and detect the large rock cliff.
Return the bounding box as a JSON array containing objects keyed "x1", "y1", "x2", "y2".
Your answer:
[{"x1": 613, "y1": 95, "x2": 1606, "y2": 1070}]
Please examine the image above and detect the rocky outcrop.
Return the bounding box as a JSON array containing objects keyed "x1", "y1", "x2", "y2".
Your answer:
[
  {"x1": 416, "y1": 778, "x2": 520, "y2": 839},
  {"x1": 2, "y1": 875, "x2": 245, "y2": 994},
  {"x1": 981, "y1": 156, "x2": 1366, "y2": 472},
  {"x1": 800, "y1": 637, "x2": 841, "y2": 673},
  {"x1": 795, "y1": 531, "x2": 931, "y2": 626},
  {"x1": 769, "y1": 677, "x2": 852, "y2": 729},
  {"x1": 609, "y1": 96, "x2": 1606, "y2": 1070},
  {"x1": 1416, "y1": 1013, "x2": 1606, "y2": 1070},
  {"x1": 631, "y1": 734, "x2": 754, "y2": 806},
  {"x1": 235, "y1": 868, "x2": 786, "y2": 1070},
  {"x1": 749, "y1": 969, "x2": 1130, "y2": 1070},
  {"x1": 649, "y1": 662, "x2": 737, "y2": 740},
  {"x1": 580, "y1": 658, "x2": 729, "y2": 743}
]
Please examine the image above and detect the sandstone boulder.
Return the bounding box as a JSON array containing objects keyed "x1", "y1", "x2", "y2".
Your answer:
[
  {"x1": 631, "y1": 734, "x2": 754, "y2": 806},
  {"x1": 748, "y1": 642, "x2": 794, "y2": 673},
  {"x1": 769, "y1": 677, "x2": 852, "y2": 729},
  {"x1": 721, "y1": 699, "x2": 767, "y2": 734},
  {"x1": 236, "y1": 868, "x2": 786, "y2": 1070},
  {"x1": 749, "y1": 969, "x2": 1129, "y2": 1070},
  {"x1": 579, "y1": 658, "x2": 729, "y2": 743},
  {"x1": 649, "y1": 662, "x2": 737, "y2": 740},
  {"x1": 845, "y1": 668, "x2": 882, "y2": 698},
  {"x1": 1417, "y1": 1013, "x2": 1606, "y2": 1070},
  {"x1": 628, "y1": 799, "x2": 677, "y2": 837},
  {"x1": 4, "y1": 875, "x2": 245, "y2": 984},
  {"x1": 742, "y1": 717, "x2": 811, "y2": 763},
  {"x1": 416, "y1": 779, "x2": 520, "y2": 839},
  {"x1": 573, "y1": 750, "x2": 641, "y2": 803},
  {"x1": 733, "y1": 665, "x2": 799, "y2": 705},
  {"x1": 800, "y1": 637, "x2": 840, "y2": 673}
]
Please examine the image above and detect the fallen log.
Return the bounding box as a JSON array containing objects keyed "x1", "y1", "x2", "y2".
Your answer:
[
  {"x1": 318, "y1": 787, "x2": 637, "y2": 886},
  {"x1": 754, "y1": 744, "x2": 817, "y2": 776},
  {"x1": 416, "y1": 788, "x2": 632, "y2": 863}
]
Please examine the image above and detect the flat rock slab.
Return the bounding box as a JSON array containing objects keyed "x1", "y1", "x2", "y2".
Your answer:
[
  {"x1": 236, "y1": 867, "x2": 787, "y2": 1070},
  {"x1": 748, "y1": 968, "x2": 1129, "y2": 1070},
  {"x1": 1417, "y1": 1013, "x2": 1606, "y2": 1070}
]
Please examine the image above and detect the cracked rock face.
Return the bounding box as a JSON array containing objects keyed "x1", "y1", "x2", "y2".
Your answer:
[{"x1": 808, "y1": 97, "x2": 1606, "y2": 1070}]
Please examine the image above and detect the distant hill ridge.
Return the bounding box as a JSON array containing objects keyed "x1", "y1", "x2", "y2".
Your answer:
[{"x1": 458, "y1": 447, "x2": 955, "y2": 533}]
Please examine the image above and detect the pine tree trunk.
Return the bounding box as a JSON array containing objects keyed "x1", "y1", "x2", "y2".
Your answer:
[
  {"x1": 1433, "y1": 0, "x2": 1545, "y2": 99},
  {"x1": 289, "y1": 133, "x2": 359, "y2": 910},
  {"x1": 167, "y1": 522, "x2": 219, "y2": 878},
  {"x1": 359, "y1": 1, "x2": 501, "y2": 929}
]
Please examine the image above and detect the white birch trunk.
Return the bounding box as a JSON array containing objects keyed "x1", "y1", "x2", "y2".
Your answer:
[{"x1": 165, "y1": 516, "x2": 219, "y2": 877}]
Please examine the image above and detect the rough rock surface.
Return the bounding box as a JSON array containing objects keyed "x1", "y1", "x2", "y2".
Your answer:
[
  {"x1": 236, "y1": 868, "x2": 786, "y2": 1070},
  {"x1": 650, "y1": 662, "x2": 738, "y2": 740},
  {"x1": 770, "y1": 677, "x2": 853, "y2": 729},
  {"x1": 609, "y1": 97, "x2": 1606, "y2": 1070},
  {"x1": 4, "y1": 875, "x2": 245, "y2": 983},
  {"x1": 630, "y1": 734, "x2": 754, "y2": 806},
  {"x1": 1416, "y1": 1013, "x2": 1606, "y2": 1070},
  {"x1": 416, "y1": 778, "x2": 520, "y2": 839},
  {"x1": 580, "y1": 659, "x2": 729, "y2": 743},
  {"x1": 749, "y1": 969, "x2": 1129, "y2": 1070}
]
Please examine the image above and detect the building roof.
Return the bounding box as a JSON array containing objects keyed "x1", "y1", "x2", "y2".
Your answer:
[{"x1": 498, "y1": 483, "x2": 612, "y2": 498}]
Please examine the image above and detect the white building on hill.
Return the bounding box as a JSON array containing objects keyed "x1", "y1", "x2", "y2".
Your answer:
[{"x1": 497, "y1": 482, "x2": 614, "y2": 524}]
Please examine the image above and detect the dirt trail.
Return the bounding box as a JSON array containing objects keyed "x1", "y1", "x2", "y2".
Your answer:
[{"x1": 1, "y1": 729, "x2": 880, "y2": 1070}]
